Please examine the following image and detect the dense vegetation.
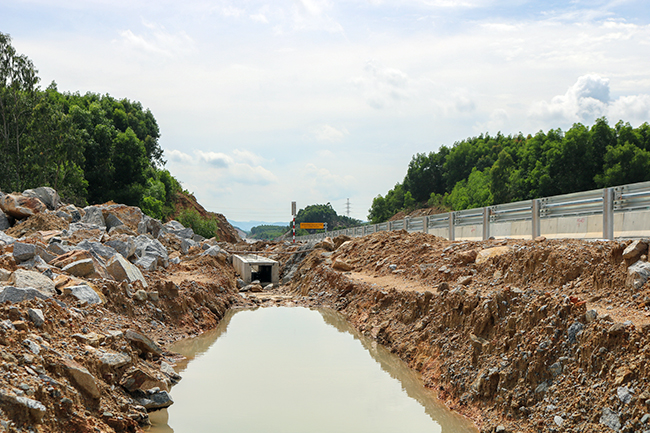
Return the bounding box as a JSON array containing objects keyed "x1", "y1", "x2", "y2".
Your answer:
[
  {"x1": 0, "y1": 32, "x2": 186, "y2": 222},
  {"x1": 295, "y1": 203, "x2": 361, "y2": 234},
  {"x1": 248, "y1": 224, "x2": 290, "y2": 240},
  {"x1": 369, "y1": 119, "x2": 650, "y2": 223}
]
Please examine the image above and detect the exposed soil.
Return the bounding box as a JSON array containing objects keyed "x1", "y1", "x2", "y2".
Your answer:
[{"x1": 274, "y1": 231, "x2": 650, "y2": 433}]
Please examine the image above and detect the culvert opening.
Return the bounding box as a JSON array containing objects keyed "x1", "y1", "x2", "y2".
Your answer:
[{"x1": 252, "y1": 264, "x2": 273, "y2": 284}]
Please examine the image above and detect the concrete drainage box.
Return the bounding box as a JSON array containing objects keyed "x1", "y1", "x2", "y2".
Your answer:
[{"x1": 232, "y1": 254, "x2": 279, "y2": 285}]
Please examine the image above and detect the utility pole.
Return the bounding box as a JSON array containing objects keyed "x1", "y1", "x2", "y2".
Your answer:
[
  {"x1": 291, "y1": 201, "x2": 296, "y2": 244},
  {"x1": 346, "y1": 198, "x2": 351, "y2": 218}
]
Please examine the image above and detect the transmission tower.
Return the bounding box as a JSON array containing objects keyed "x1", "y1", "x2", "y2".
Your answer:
[{"x1": 346, "y1": 198, "x2": 351, "y2": 217}]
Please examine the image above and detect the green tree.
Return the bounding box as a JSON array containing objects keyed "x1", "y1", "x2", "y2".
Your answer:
[{"x1": 0, "y1": 32, "x2": 40, "y2": 191}]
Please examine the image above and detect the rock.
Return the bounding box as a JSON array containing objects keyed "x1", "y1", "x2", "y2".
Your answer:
[
  {"x1": 0, "y1": 209, "x2": 10, "y2": 231},
  {"x1": 535, "y1": 235, "x2": 547, "y2": 242},
  {"x1": 241, "y1": 284, "x2": 263, "y2": 293},
  {"x1": 9, "y1": 269, "x2": 56, "y2": 296},
  {"x1": 50, "y1": 249, "x2": 93, "y2": 269},
  {"x1": 457, "y1": 275, "x2": 473, "y2": 285},
  {"x1": 27, "y1": 308, "x2": 45, "y2": 327},
  {"x1": 62, "y1": 258, "x2": 96, "y2": 277},
  {"x1": 0, "y1": 390, "x2": 47, "y2": 423},
  {"x1": 332, "y1": 259, "x2": 353, "y2": 271},
  {"x1": 627, "y1": 260, "x2": 650, "y2": 290},
  {"x1": 136, "y1": 390, "x2": 174, "y2": 411},
  {"x1": 160, "y1": 361, "x2": 181, "y2": 385},
  {"x1": 81, "y1": 206, "x2": 106, "y2": 227},
  {"x1": 180, "y1": 238, "x2": 198, "y2": 254},
  {"x1": 13, "y1": 242, "x2": 36, "y2": 262},
  {"x1": 148, "y1": 291, "x2": 159, "y2": 302},
  {"x1": 457, "y1": 250, "x2": 477, "y2": 264},
  {"x1": 22, "y1": 187, "x2": 61, "y2": 210},
  {"x1": 75, "y1": 240, "x2": 118, "y2": 260},
  {"x1": 475, "y1": 246, "x2": 510, "y2": 264},
  {"x1": 106, "y1": 254, "x2": 148, "y2": 287},
  {"x1": 164, "y1": 220, "x2": 194, "y2": 239},
  {"x1": 101, "y1": 204, "x2": 145, "y2": 231},
  {"x1": 55, "y1": 210, "x2": 73, "y2": 223},
  {"x1": 263, "y1": 283, "x2": 273, "y2": 291},
  {"x1": 236, "y1": 278, "x2": 246, "y2": 289},
  {"x1": 586, "y1": 309, "x2": 598, "y2": 323},
  {"x1": 124, "y1": 329, "x2": 163, "y2": 357},
  {"x1": 314, "y1": 237, "x2": 335, "y2": 251},
  {"x1": 553, "y1": 416, "x2": 563, "y2": 427},
  {"x1": 72, "y1": 332, "x2": 105, "y2": 346},
  {"x1": 63, "y1": 284, "x2": 103, "y2": 305},
  {"x1": 567, "y1": 322, "x2": 584, "y2": 344},
  {"x1": 617, "y1": 386, "x2": 634, "y2": 404},
  {"x1": 600, "y1": 407, "x2": 621, "y2": 431},
  {"x1": 138, "y1": 216, "x2": 164, "y2": 238},
  {"x1": 63, "y1": 359, "x2": 101, "y2": 399},
  {"x1": 0, "y1": 268, "x2": 10, "y2": 282},
  {"x1": 623, "y1": 240, "x2": 648, "y2": 260},
  {"x1": 105, "y1": 238, "x2": 136, "y2": 260},
  {"x1": 608, "y1": 323, "x2": 627, "y2": 337},
  {"x1": 0, "y1": 286, "x2": 51, "y2": 303},
  {"x1": 549, "y1": 362, "x2": 563, "y2": 377},
  {"x1": 202, "y1": 245, "x2": 223, "y2": 257},
  {"x1": 135, "y1": 254, "x2": 158, "y2": 272},
  {"x1": 134, "y1": 235, "x2": 168, "y2": 268},
  {"x1": 99, "y1": 351, "x2": 131, "y2": 369},
  {"x1": 0, "y1": 231, "x2": 16, "y2": 245},
  {"x1": 119, "y1": 368, "x2": 168, "y2": 393},
  {"x1": 133, "y1": 290, "x2": 148, "y2": 302},
  {"x1": 0, "y1": 194, "x2": 46, "y2": 219},
  {"x1": 104, "y1": 213, "x2": 124, "y2": 231}
]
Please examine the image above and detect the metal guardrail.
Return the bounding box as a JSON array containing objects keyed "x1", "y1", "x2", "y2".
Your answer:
[{"x1": 296, "y1": 180, "x2": 650, "y2": 242}]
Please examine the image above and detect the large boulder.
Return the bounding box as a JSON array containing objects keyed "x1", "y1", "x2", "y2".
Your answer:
[
  {"x1": 0, "y1": 286, "x2": 51, "y2": 303},
  {"x1": 75, "y1": 240, "x2": 118, "y2": 261},
  {"x1": 106, "y1": 254, "x2": 148, "y2": 287},
  {"x1": 623, "y1": 240, "x2": 648, "y2": 260},
  {"x1": 62, "y1": 359, "x2": 101, "y2": 399},
  {"x1": 134, "y1": 235, "x2": 169, "y2": 268},
  {"x1": 81, "y1": 206, "x2": 106, "y2": 227},
  {"x1": 9, "y1": 269, "x2": 56, "y2": 296},
  {"x1": 62, "y1": 259, "x2": 96, "y2": 278},
  {"x1": 22, "y1": 187, "x2": 61, "y2": 210},
  {"x1": 0, "y1": 194, "x2": 46, "y2": 219},
  {"x1": 105, "y1": 238, "x2": 136, "y2": 260},
  {"x1": 62, "y1": 284, "x2": 103, "y2": 305},
  {"x1": 104, "y1": 213, "x2": 124, "y2": 231},
  {"x1": 13, "y1": 242, "x2": 36, "y2": 262},
  {"x1": 100, "y1": 204, "x2": 144, "y2": 231},
  {"x1": 138, "y1": 216, "x2": 164, "y2": 238},
  {"x1": 627, "y1": 260, "x2": 650, "y2": 289},
  {"x1": 164, "y1": 220, "x2": 194, "y2": 239}
]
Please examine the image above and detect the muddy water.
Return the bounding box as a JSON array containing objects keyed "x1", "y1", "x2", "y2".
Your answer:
[{"x1": 147, "y1": 307, "x2": 477, "y2": 433}]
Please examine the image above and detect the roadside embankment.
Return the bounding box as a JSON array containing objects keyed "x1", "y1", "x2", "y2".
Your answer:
[{"x1": 279, "y1": 231, "x2": 650, "y2": 433}]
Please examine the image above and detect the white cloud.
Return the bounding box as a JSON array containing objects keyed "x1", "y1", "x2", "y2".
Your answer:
[
  {"x1": 166, "y1": 149, "x2": 193, "y2": 163},
  {"x1": 301, "y1": 163, "x2": 357, "y2": 200},
  {"x1": 609, "y1": 94, "x2": 650, "y2": 124},
  {"x1": 250, "y1": 13, "x2": 269, "y2": 23},
  {"x1": 118, "y1": 21, "x2": 195, "y2": 57},
  {"x1": 312, "y1": 124, "x2": 349, "y2": 142},
  {"x1": 352, "y1": 61, "x2": 412, "y2": 109},
  {"x1": 529, "y1": 74, "x2": 610, "y2": 123},
  {"x1": 196, "y1": 151, "x2": 234, "y2": 168}
]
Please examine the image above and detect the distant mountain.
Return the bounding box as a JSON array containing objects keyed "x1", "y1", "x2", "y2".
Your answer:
[{"x1": 228, "y1": 220, "x2": 289, "y2": 233}]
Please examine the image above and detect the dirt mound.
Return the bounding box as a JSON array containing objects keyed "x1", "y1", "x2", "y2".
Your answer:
[{"x1": 5, "y1": 212, "x2": 69, "y2": 238}]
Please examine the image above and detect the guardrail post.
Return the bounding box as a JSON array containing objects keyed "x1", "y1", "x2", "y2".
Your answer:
[
  {"x1": 424, "y1": 216, "x2": 429, "y2": 234},
  {"x1": 603, "y1": 187, "x2": 614, "y2": 240},
  {"x1": 405, "y1": 217, "x2": 409, "y2": 231},
  {"x1": 388, "y1": 221, "x2": 393, "y2": 232},
  {"x1": 448, "y1": 212, "x2": 455, "y2": 241},
  {"x1": 482, "y1": 207, "x2": 490, "y2": 240},
  {"x1": 532, "y1": 199, "x2": 540, "y2": 239}
]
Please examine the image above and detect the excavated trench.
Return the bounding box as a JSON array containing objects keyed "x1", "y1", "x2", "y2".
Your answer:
[{"x1": 146, "y1": 305, "x2": 477, "y2": 433}]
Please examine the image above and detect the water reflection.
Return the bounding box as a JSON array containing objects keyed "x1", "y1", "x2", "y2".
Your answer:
[{"x1": 147, "y1": 307, "x2": 477, "y2": 433}]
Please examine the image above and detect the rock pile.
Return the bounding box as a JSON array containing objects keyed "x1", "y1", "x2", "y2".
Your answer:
[{"x1": 0, "y1": 188, "x2": 247, "y2": 432}]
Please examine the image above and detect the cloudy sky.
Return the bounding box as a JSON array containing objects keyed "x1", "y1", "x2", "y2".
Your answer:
[{"x1": 2, "y1": 0, "x2": 650, "y2": 223}]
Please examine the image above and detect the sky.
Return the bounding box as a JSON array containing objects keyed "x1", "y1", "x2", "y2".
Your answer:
[{"x1": 2, "y1": 0, "x2": 650, "y2": 223}]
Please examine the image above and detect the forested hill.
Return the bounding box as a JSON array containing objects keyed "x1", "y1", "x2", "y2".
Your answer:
[
  {"x1": 369, "y1": 118, "x2": 650, "y2": 223},
  {"x1": 0, "y1": 31, "x2": 233, "y2": 239},
  {"x1": 1, "y1": 32, "x2": 178, "y2": 219}
]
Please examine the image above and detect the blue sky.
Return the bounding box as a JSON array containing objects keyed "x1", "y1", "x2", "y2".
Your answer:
[{"x1": 2, "y1": 0, "x2": 650, "y2": 222}]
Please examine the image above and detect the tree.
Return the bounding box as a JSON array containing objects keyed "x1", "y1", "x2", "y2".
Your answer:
[{"x1": 0, "y1": 32, "x2": 40, "y2": 191}]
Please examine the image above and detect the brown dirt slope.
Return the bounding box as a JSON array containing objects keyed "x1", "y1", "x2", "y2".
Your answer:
[
  {"x1": 280, "y1": 231, "x2": 650, "y2": 433},
  {"x1": 171, "y1": 192, "x2": 239, "y2": 243}
]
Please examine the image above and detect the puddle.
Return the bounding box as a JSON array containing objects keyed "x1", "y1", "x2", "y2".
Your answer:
[{"x1": 147, "y1": 307, "x2": 477, "y2": 433}]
